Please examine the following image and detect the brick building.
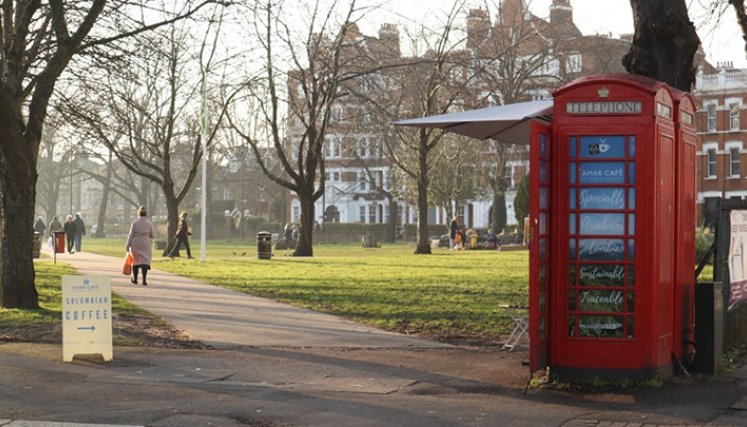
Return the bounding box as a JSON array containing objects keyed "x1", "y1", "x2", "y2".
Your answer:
[
  {"x1": 694, "y1": 63, "x2": 747, "y2": 226},
  {"x1": 287, "y1": 0, "x2": 712, "y2": 233}
]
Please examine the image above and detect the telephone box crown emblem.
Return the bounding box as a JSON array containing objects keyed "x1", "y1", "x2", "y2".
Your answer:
[{"x1": 598, "y1": 86, "x2": 610, "y2": 98}]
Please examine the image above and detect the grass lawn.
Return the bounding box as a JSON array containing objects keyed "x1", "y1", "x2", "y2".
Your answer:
[
  {"x1": 85, "y1": 238, "x2": 530, "y2": 342},
  {"x1": 0, "y1": 260, "x2": 186, "y2": 346}
]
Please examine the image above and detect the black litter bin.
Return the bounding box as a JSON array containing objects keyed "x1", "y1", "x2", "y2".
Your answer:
[
  {"x1": 32, "y1": 232, "x2": 41, "y2": 258},
  {"x1": 257, "y1": 231, "x2": 272, "y2": 260}
]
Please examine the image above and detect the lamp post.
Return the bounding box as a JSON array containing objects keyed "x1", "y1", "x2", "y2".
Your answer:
[{"x1": 199, "y1": 76, "x2": 208, "y2": 262}]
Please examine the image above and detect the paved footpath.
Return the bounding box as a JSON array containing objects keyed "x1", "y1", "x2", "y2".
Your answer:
[
  {"x1": 3, "y1": 248, "x2": 747, "y2": 426},
  {"x1": 50, "y1": 248, "x2": 450, "y2": 349}
]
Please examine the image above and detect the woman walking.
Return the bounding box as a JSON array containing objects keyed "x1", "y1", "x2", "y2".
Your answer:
[{"x1": 126, "y1": 206, "x2": 154, "y2": 286}]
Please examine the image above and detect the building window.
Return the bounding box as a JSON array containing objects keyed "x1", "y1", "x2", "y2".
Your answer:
[
  {"x1": 566, "y1": 53, "x2": 582, "y2": 73},
  {"x1": 359, "y1": 172, "x2": 367, "y2": 191},
  {"x1": 359, "y1": 206, "x2": 366, "y2": 223},
  {"x1": 330, "y1": 106, "x2": 342, "y2": 122},
  {"x1": 707, "y1": 103, "x2": 717, "y2": 132},
  {"x1": 731, "y1": 104, "x2": 740, "y2": 131},
  {"x1": 707, "y1": 148, "x2": 717, "y2": 178},
  {"x1": 325, "y1": 136, "x2": 341, "y2": 158},
  {"x1": 292, "y1": 206, "x2": 300, "y2": 223},
  {"x1": 731, "y1": 146, "x2": 741, "y2": 177},
  {"x1": 369, "y1": 203, "x2": 378, "y2": 223}
]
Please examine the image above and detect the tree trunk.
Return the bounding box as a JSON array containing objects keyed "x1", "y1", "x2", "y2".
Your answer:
[
  {"x1": 294, "y1": 193, "x2": 315, "y2": 257},
  {"x1": 622, "y1": 0, "x2": 700, "y2": 91},
  {"x1": 164, "y1": 194, "x2": 180, "y2": 257},
  {"x1": 414, "y1": 176, "x2": 432, "y2": 255},
  {"x1": 386, "y1": 196, "x2": 398, "y2": 243},
  {"x1": 493, "y1": 193, "x2": 507, "y2": 234},
  {"x1": 95, "y1": 154, "x2": 114, "y2": 238},
  {"x1": 0, "y1": 91, "x2": 39, "y2": 308},
  {"x1": 415, "y1": 139, "x2": 432, "y2": 254}
]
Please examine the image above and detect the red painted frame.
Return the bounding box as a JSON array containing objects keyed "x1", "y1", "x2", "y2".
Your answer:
[{"x1": 529, "y1": 121, "x2": 552, "y2": 374}]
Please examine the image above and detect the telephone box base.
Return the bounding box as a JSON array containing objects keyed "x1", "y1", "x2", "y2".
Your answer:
[{"x1": 552, "y1": 364, "x2": 673, "y2": 383}]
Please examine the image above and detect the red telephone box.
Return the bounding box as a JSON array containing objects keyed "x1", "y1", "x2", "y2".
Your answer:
[{"x1": 529, "y1": 74, "x2": 692, "y2": 379}]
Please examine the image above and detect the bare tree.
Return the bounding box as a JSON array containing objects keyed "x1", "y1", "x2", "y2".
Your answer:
[
  {"x1": 0, "y1": 0, "x2": 221, "y2": 308},
  {"x1": 428, "y1": 136, "x2": 483, "y2": 224},
  {"x1": 59, "y1": 15, "x2": 231, "y2": 255},
  {"x1": 384, "y1": 3, "x2": 477, "y2": 254},
  {"x1": 229, "y1": 0, "x2": 363, "y2": 257}
]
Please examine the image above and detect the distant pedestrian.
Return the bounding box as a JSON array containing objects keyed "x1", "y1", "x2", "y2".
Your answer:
[
  {"x1": 63, "y1": 215, "x2": 76, "y2": 254},
  {"x1": 168, "y1": 212, "x2": 193, "y2": 259},
  {"x1": 126, "y1": 206, "x2": 154, "y2": 286},
  {"x1": 450, "y1": 216, "x2": 459, "y2": 249},
  {"x1": 33, "y1": 216, "x2": 46, "y2": 235},
  {"x1": 73, "y1": 213, "x2": 85, "y2": 252},
  {"x1": 48, "y1": 216, "x2": 63, "y2": 234}
]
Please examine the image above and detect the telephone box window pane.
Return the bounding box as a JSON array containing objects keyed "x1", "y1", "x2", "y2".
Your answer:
[
  {"x1": 539, "y1": 238, "x2": 547, "y2": 261},
  {"x1": 627, "y1": 291, "x2": 635, "y2": 312},
  {"x1": 569, "y1": 189, "x2": 576, "y2": 209},
  {"x1": 539, "y1": 291, "x2": 547, "y2": 313},
  {"x1": 579, "y1": 162, "x2": 625, "y2": 184},
  {"x1": 569, "y1": 214, "x2": 576, "y2": 235},
  {"x1": 628, "y1": 188, "x2": 635, "y2": 209},
  {"x1": 580, "y1": 213, "x2": 625, "y2": 235},
  {"x1": 569, "y1": 264, "x2": 577, "y2": 284},
  {"x1": 628, "y1": 265, "x2": 635, "y2": 287},
  {"x1": 570, "y1": 162, "x2": 576, "y2": 184},
  {"x1": 540, "y1": 135, "x2": 549, "y2": 158},
  {"x1": 578, "y1": 238, "x2": 625, "y2": 260},
  {"x1": 579, "y1": 188, "x2": 625, "y2": 209},
  {"x1": 569, "y1": 239, "x2": 577, "y2": 259},
  {"x1": 628, "y1": 214, "x2": 635, "y2": 233},
  {"x1": 628, "y1": 162, "x2": 636, "y2": 184},
  {"x1": 628, "y1": 239, "x2": 635, "y2": 258},
  {"x1": 568, "y1": 315, "x2": 576, "y2": 336},
  {"x1": 539, "y1": 317, "x2": 546, "y2": 339},
  {"x1": 578, "y1": 315, "x2": 625, "y2": 338},
  {"x1": 627, "y1": 317, "x2": 635, "y2": 338},
  {"x1": 539, "y1": 213, "x2": 547, "y2": 235},
  {"x1": 569, "y1": 136, "x2": 577, "y2": 158},
  {"x1": 540, "y1": 187, "x2": 548, "y2": 210},
  {"x1": 577, "y1": 289, "x2": 626, "y2": 312},
  {"x1": 628, "y1": 136, "x2": 636, "y2": 157},
  {"x1": 578, "y1": 264, "x2": 625, "y2": 286},
  {"x1": 568, "y1": 291, "x2": 577, "y2": 312},
  {"x1": 580, "y1": 135, "x2": 626, "y2": 158},
  {"x1": 540, "y1": 160, "x2": 548, "y2": 183},
  {"x1": 539, "y1": 264, "x2": 548, "y2": 286}
]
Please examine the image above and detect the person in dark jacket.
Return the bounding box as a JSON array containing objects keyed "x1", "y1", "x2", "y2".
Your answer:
[
  {"x1": 73, "y1": 213, "x2": 85, "y2": 252},
  {"x1": 34, "y1": 216, "x2": 46, "y2": 235},
  {"x1": 450, "y1": 216, "x2": 459, "y2": 249},
  {"x1": 63, "y1": 215, "x2": 76, "y2": 254},
  {"x1": 168, "y1": 212, "x2": 193, "y2": 259}
]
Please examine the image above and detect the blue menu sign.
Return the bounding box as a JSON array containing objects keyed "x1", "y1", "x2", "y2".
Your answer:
[
  {"x1": 580, "y1": 136, "x2": 626, "y2": 159},
  {"x1": 579, "y1": 162, "x2": 626, "y2": 184}
]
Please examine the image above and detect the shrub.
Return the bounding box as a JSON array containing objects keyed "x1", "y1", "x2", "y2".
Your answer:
[{"x1": 695, "y1": 227, "x2": 714, "y2": 265}]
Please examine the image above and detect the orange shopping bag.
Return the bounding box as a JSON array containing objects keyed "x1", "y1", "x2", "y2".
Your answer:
[{"x1": 123, "y1": 252, "x2": 133, "y2": 276}]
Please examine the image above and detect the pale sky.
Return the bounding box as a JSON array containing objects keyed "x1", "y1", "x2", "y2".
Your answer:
[{"x1": 354, "y1": 0, "x2": 747, "y2": 68}]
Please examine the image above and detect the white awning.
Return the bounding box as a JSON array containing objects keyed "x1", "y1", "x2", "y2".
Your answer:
[{"x1": 392, "y1": 99, "x2": 553, "y2": 145}]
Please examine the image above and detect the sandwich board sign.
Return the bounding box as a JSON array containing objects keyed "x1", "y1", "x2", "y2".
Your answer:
[{"x1": 62, "y1": 275, "x2": 113, "y2": 362}]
